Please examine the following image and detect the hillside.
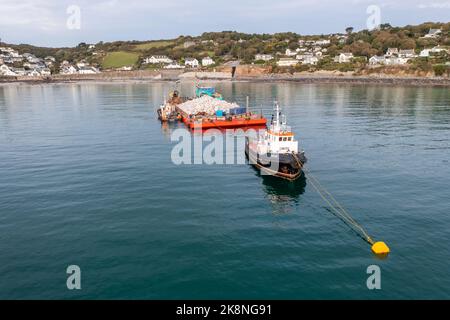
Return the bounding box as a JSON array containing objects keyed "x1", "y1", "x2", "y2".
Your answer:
[{"x1": 1, "y1": 21, "x2": 449, "y2": 77}]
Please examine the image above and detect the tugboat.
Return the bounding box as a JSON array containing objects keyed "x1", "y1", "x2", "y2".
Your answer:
[
  {"x1": 245, "y1": 102, "x2": 307, "y2": 181},
  {"x1": 157, "y1": 90, "x2": 183, "y2": 122}
]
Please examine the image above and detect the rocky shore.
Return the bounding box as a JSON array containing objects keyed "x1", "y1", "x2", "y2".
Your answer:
[{"x1": 1, "y1": 70, "x2": 450, "y2": 86}]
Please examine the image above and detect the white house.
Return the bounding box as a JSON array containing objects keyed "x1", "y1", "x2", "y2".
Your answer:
[
  {"x1": 202, "y1": 57, "x2": 215, "y2": 67},
  {"x1": 285, "y1": 49, "x2": 298, "y2": 56},
  {"x1": 76, "y1": 62, "x2": 88, "y2": 68},
  {"x1": 419, "y1": 49, "x2": 431, "y2": 57},
  {"x1": 296, "y1": 53, "x2": 311, "y2": 61},
  {"x1": 12, "y1": 68, "x2": 27, "y2": 76},
  {"x1": 384, "y1": 57, "x2": 409, "y2": 65},
  {"x1": 40, "y1": 68, "x2": 51, "y2": 76},
  {"x1": 314, "y1": 39, "x2": 331, "y2": 46},
  {"x1": 60, "y1": 64, "x2": 78, "y2": 75},
  {"x1": 302, "y1": 56, "x2": 319, "y2": 65},
  {"x1": 337, "y1": 35, "x2": 348, "y2": 44},
  {"x1": 164, "y1": 63, "x2": 185, "y2": 69},
  {"x1": 25, "y1": 54, "x2": 41, "y2": 64},
  {"x1": 424, "y1": 29, "x2": 442, "y2": 38},
  {"x1": 78, "y1": 66, "x2": 100, "y2": 74},
  {"x1": 27, "y1": 69, "x2": 41, "y2": 77},
  {"x1": 144, "y1": 55, "x2": 173, "y2": 64},
  {"x1": 255, "y1": 54, "x2": 274, "y2": 61},
  {"x1": 185, "y1": 58, "x2": 199, "y2": 68},
  {"x1": 277, "y1": 58, "x2": 298, "y2": 67},
  {"x1": 385, "y1": 48, "x2": 399, "y2": 57},
  {"x1": 0, "y1": 64, "x2": 17, "y2": 76},
  {"x1": 421, "y1": 46, "x2": 449, "y2": 57},
  {"x1": 398, "y1": 49, "x2": 416, "y2": 58},
  {"x1": 369, "y1": 56, "x2": 386, "y2": 65},
  {"x1": 431, "y1": 46, "x2": 448, "y2": 54},
  {"x1": 335, "y1": 52, "x2": 354, "y2": 63}
]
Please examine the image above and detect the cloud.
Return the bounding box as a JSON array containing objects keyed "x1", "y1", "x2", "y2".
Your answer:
[
  {"x1": 418, "y1": 1, "x2": 450, "y2": 8},
  {"x1": 0, "y1": 0, "x2": 448, "y2": 46},
  {"x1": 0, "y1": 0, "x2": 61, "y2": 30}
]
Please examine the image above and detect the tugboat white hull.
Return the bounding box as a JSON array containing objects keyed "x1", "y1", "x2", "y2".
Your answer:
[
  {"x1": 245, "y1": 138, "x2": 307, "y2": 181},
  {"x1": 246, "y1": 102, "x2": 307, "y2": 181}
]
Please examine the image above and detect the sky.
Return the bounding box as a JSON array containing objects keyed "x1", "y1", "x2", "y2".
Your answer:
[{"x1": 0, "y1": 0, "x2": 449, "y2": 47}]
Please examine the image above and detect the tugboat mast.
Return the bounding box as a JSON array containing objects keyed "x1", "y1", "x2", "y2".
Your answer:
[{"x1": 273, "y1": 101, "x2": 281, "y2": 132}]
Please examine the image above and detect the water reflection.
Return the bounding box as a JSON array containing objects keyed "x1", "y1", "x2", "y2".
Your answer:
[
  {"x1": 160, "y1": 121, "x2": 185, "y2": 140},
  {"x1": 252, "y1": 166, "x2": 307, "y2": 214}
]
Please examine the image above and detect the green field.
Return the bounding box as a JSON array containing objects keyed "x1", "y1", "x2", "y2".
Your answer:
[
  {"x1": 134, "y1": 41, "x2": 174, "y2": 51},
  {"x1": 102, "y1": 51, "x2": 139, "y2": 69}
]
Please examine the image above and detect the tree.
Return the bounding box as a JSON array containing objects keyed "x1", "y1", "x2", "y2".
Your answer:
[
  {"x1": 433, "y1": 64, "x2": 448, "y2": 76},
  {"x1": 346, "y1": 27, "x2": 354, "y2": 34}
]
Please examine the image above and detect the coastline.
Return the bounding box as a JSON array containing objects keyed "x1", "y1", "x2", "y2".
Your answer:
[{"x1": 1, "y1": 70, "x2": 450, "y2": 87}]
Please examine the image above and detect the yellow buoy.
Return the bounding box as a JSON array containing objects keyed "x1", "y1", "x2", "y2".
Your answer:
[{"x1": 371, "y1": 241, "x2": 390, "y2": 255}]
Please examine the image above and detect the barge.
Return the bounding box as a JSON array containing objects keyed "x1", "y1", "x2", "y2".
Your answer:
[{"x1": 158, "y1": 86, "x2": 267, "y2": 130}]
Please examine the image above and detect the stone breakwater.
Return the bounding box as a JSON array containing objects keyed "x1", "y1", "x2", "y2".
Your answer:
[{"x1": 1, "y1": 70, "x2": 450, "y2": 86}]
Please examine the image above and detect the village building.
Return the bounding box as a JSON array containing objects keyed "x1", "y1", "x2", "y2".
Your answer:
[
  {"x1": 12, "y1": 68, "x2": 27, "y2": 76},
  {"x1": 314, "y1": 39, "x2": 331, "y2": 46},
  {"x1": 277, "y1": 58, "x2": 298, "y2": 67},
  {"x1": 184, "y1": 58, "x2": 199, "y2": 68},
  {"x1": 369, "y1": 55, "x2": 386, "y2": 65},
  {"x1": 424, "y1": 28, "x2": 442, "y2": 38},
  {"x1": 398, "y1": 49, "x2": 416, "y2": 58},
  {"x1": 431, "y1": 46, "x2": 448, "y2": 54},
  {"x1": 285, "y1": 49, "x2": 298, "y2": 57},
  {"x1": 385, "y1": 48, "x2": 399, "y2": 57},
  {"x1": 0, "y1": 64, "x2": 16, "y2": 76},
  {"x1": 39, "y1": 68, "x2": 51, "y2": 76},
  {"x1": 164, "y1": 63, "x2": 185, "y2": 69},
  {"x1": 420, "y1": 49, "x2": 431, "y2": 57},
  {"x1": 302, "y1": 56, "x2": 319, "y2": 65},
  {"x1": 143, "y1": 55, "x2": 173, "y2": 64},
  {"x1": 385, "y1": 57, "x2": 409, "y2": 65},
  {"x1": 78, "y1": 66, "x2": 100, "y2": 74},
  {"x1": 201, "y1": 57, "x2": 215, "y2": 67},
  {"x1": 335, "y1": 52, "x2": 354, "y2": 63},
  {"x1": 60, "y1": 64, "x2": 78, "y2": 75},
  {"x1": 255, "y1": 54, "x2": 274, "y2": 61}
]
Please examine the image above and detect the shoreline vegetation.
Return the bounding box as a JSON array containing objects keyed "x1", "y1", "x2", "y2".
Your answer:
[{"x1": 1, "y1": 69, "x2": 450, "y2": 86}]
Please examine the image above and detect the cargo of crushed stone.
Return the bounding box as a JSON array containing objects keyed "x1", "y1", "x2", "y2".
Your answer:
[{"x1": 177, "y1": 95, "x2": 240, "y2": 116}]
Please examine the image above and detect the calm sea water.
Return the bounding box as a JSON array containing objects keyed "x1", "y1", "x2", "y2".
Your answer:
[{"x1": 0, "y1": 81, "x2": 449, "y2": 299}]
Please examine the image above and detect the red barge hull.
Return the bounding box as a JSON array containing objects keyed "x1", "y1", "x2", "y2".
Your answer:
[{"x1": 182, "y1": 116, "x2": 267, "y2": 130}]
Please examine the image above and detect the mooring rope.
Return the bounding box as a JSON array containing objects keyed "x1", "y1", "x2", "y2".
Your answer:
[{"x1": 291, "y1": 152, "x2": 374, "y2": 245}]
